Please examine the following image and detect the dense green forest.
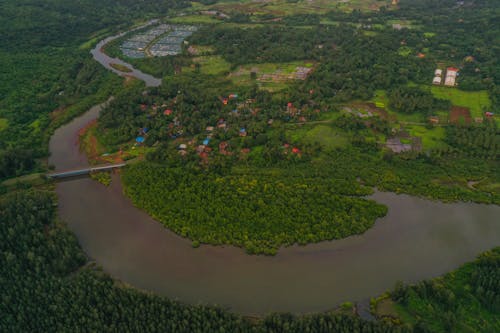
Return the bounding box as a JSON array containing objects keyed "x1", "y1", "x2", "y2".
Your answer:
[{"x1": 123, "y1": 164, "x2": 387, "y2": 254}]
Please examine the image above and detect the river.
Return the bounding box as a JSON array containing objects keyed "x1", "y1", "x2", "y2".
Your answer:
[
  {"x1": 47, "y1": 29, "x2": 500, "y2": 316},
  {"x1": 90, "y1": 20, "x2": 162, "y2": 87}
]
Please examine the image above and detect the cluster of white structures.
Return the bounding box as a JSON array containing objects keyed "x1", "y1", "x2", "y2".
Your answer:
[
  {"x1": 120, "y1": 24, "x2": 197, "y2": 58},
  {"x1": 433, "y1": 67, "x2": 459, "y2": 87}
]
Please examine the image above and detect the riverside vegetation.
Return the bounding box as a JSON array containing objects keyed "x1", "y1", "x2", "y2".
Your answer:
[{"x1": 1, "y1": 0, "x2": 500, "y2": 331}]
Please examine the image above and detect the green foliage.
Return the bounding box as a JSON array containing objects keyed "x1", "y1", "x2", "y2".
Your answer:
[
  {"x1": 443, "y1": 122, "x2": 499, "y2": 160},
  {"x1": 0, "y1": 148, "x2": 37, "y2": 179},
  {"x1": 122, "y1": 164, "x2": 386, "y2": 255},
  {"x1": 90, "y1": 171, "x2": 112, "y2": 186},
  {"x1": 391, "y1": 248, "x2": 500, "y2": 333},
  {"x1": 388, "y1": 86, "x2": 450, "y2": 114}
]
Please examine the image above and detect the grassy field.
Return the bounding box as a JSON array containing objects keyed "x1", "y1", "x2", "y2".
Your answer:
[
  {"x1": 300, "y1": 125, "x2": 350, "y2": 151},
  {"x1": 406, "y1": 125, "x2": 447, "y2": 150},
  {"x1": 229, "y1": 60, "x2": 314, "y2": 90},
  {"x1": 168, "y1": 15, "x2": 222, "y2": 24},
  {"x1": 0, "y1": 118, "x2": 8, "y2": 131},
  {"x1": 373, "y1": 87, "x2": 492, "y2": 122},
  {"x1": 190, "y1": 55, "x2": 232, "y2": 75},
  {"x1": 427, "y1": 86, "x2": 491, "y2": 118}
]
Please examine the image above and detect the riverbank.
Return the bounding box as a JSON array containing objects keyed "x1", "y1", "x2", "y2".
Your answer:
[
  {"x1": 90, "y1": 21, "x2": 162, "y2": 87},
  {"x1": 48, "y1": 98, "x2": 500, "y2": 314}
]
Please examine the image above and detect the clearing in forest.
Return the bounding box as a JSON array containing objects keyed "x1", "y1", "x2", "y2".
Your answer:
[
  {"x1": 294, "y1": 125, "x2": 350, "y2": 151},
  {"x1": 428, "y1": 86, "x2": 490, "y2": 118},
  {"x1": 449, "y1": 106, "x2": 472, "y2": 125},
  {"x1": 229, "y1": 61, "x2": 314, "y2": 90},
  {"x1": 190, "y1": 55, "x2": 232, "y2": 75}
]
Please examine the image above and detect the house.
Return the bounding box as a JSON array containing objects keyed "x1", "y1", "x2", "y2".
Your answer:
[
  {"x1": 219, "y1": 141, "x2": 230, "y2": 155},
  {"x1": 206, "y1": 126, "x2": 214, "y2": 132},
  {"x1": 434, "y1": 69, "x2": 443, "y2": 76},
  {"x1": 164, "y1": 109, "x2": 173, "y2": 116},
  {"x1": 432, "y1": 76, "x2": 442, "y2": 85},
  {"x1": 239, "y1": 128, "x2": 247, "y2": 137},
  {"x1": 196, "y1": 145, "x2": 206, "y2": 153},
  {"x1": 428, "y1": 116, "x2": 439, "y2": 124},
  {"x1": 444, "y1": 67, "x2": 459, "y2": 87},
  {"x1": 178, "y1": 144, "x2": 187, "y2": 150}
]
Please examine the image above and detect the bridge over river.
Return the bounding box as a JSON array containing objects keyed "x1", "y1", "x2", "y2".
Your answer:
[{"x1": 47, "y1": 163, "x2": 126, "y2": 179}]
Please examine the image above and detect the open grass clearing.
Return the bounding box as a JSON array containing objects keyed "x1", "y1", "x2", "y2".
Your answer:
[
  {"x1": 191, "y1": 55, "x2": 232, "y2": 75},
  {"x1": 406, "y1": 125, "x2": 447, "y2": 150},
  {"x1": 169, "y1": 15, "x2": 222, "y2": 24},
  {"x1": 0, "y1": 118, "x2": 8, "y2": 131},
  {"x1": 301, "y1": 125, "x2": 350, "y2": 151},
  {"x1": 285, "y1": 122, "x2": 350, "y2": 151},
  {"x1": 426, "y1": 86, "x2": 490, "y2": 118},
  {"x1": 229, "y1": 60, "x2": 314, "y2": 90}
]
